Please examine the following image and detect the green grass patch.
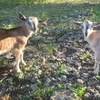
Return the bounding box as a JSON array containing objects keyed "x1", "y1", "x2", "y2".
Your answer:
[
  {"x1": 80, "y1": 51, "x2": 90, "y2": 59},
  {"x1": 0, "y1": 78, "x2": 13, "y2": 84},
  {"x1": 42, "y1": 43, "x2": 57, "y2": 53},
  {"x1": 3, "y1": 58, "x2": 10, "y2": 65},
  {"x1": 37, "y1": 80, "x2": 44, "y2": 88},
  {"x1": 0, "y1": 0, "x2": 66, "y2": 4},
  {"x1": 0, "y1": 0, "x2": 100, "y2": 5},
  {"x1": 24, "y1": 84, "x2": 65, "y2": 100},
  {"x1": 96, "y1": 75, "x2": 100, "y2": 79},
  {"x1": 56, "y1": 62, "x2": 67, "y2": 75},
  {"x1": 73, "y1": 42, "x2": 78, "y2": 47},
  {"x1": 15, "y1": 72, "x2": 25, "y2": 79},
  {"x1": 91, "y1": 11, "x2": 100, "y2": 22},
  {"x1": 3, "y1": 23, "x2": 15, "y2": 29},
  {"x1": 70, "y1": 85, "x2": 86, "y2": 98}
]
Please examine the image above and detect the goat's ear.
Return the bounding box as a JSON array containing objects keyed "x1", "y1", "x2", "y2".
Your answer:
[
  {"x1": 18, "y1": 12, "x2": 26, "y2": 21},
  {"x1": 92, "y1": 22, "x2": 100, "y2": 27},
  {"x1": 73, "y1": 21, "x2": 82, "y2": 25},
  {"x1": 38, "y1": 18, "x2": 48, "y2": 26}
]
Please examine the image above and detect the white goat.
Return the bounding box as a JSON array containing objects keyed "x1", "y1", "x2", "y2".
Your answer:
[
  {"x1": 73, "y1": 20, "x2": 100, "y2": 75},
  {"x1": 0, "y1": 12, "x2": 47, "y2": 74}
]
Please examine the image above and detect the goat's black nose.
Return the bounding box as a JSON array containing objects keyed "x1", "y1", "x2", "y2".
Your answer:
[{"x1": 85, "y1": 31, "x2": 88, "y2": 37}]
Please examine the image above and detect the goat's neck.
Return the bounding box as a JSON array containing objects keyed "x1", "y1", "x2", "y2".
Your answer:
[
  {"x1": 85, "y1": 30, "x2": 100, "y2": 45},
  {"x1": 84, "y1": 29, "x2": 94, "y2": 41},
  {"x1": 21, "y1": 23, "x2": 34, "y2": 38}
]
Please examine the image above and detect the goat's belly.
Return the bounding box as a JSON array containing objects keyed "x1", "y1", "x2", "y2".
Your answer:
[
  {"x1": 90, "y1": 44, "x2": 100, "y2": 53},
  {"x1": 0, "y1": 50, "x2": 9, "y2": 55},
  {"x1": 0, "y1": 38, "x2": 15, "y2": 50}
]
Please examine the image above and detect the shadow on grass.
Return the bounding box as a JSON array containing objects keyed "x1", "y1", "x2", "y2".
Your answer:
[{"x1": 0, "y1": 1, "x2": 100, "y2": 26}]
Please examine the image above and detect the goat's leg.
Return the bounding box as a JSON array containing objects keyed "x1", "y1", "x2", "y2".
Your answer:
[
  {"x1": 93, "y1": 55, "x2": 97, "y2": 69},
  {"x1": 93, "y1": 54, "x2": 100, "y2": 75},
  {"x1": 13, "y1": 50, "x2": 22, "y2": 73},
  {"x1": 93, "y1": 62, "x2": 99, "y2": 75},
  {"x1": 20, "y1": 51, "x2": 26, "y2": 66}
]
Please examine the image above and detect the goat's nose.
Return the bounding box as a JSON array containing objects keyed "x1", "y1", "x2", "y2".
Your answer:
[{"x1": 85, "y1": 31, "x2": 88, "y2": 37}]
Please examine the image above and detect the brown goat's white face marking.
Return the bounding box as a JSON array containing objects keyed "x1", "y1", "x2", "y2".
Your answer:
[
  {"x1": 81, "y1": 21, "x2": 93, "y2": 38},
  {"x1": 33, "y1": 17, "x2": 39, "y2": 28},
  {"x1": 28, "y1": 17, "x2": 39, "y2": 33},
  {"x1": 28, "y1": 18, "x2": 34, "y2": 29}
]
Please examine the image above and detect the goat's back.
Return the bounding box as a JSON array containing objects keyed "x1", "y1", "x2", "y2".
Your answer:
[{"x1": 0, "y1": 26, "x2": 28, "y2": 51}]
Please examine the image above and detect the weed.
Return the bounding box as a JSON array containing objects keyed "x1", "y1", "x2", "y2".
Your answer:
[
  {"x1": 96, "y1": 75, "x2": 100, "y2": 79},
  {"x1": 15, "y1": 72, "x2": 24, "y2": 79},
  {"x1": 37, "y1": 81, "x2": 44, "y2": 88},
  {"x1": 80, "y1": 51, "x2": 90, "y2": 59},
  {"x1": 0, "y1": 80, "x2": 3, "y2": 84},
  {"x1": 42, "y1": 43, "x2": 57, "y2": 53},
  {"x1": 70, "y1": 85, "x2": 86, "y2": 98},
  {"x1": 0, "y1": 79, "x2": 11, "y2": 85},
  {"x1": 56, "y1": 62, "x2": 67, "y2": 75},
  {"x1": 73, "y1": 42, "x2": 78, "y2": 47},
  {"x1": 24, "y1": 84, "x2": 65, "y2": 100}
]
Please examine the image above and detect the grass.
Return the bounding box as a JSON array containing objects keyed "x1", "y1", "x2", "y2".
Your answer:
[
  {"x1": 73, "y1": 42, "x2": 78, "y2": 47},
  {"x1": 91, "y1": 12, "x2": 100, "y2": 21},
  {"x1": 0, "y1": 0, "x2": 100, "y2": 29},
  {"x1": 3, "y1": 58, "x2": 10, "y2": 65},
  {"x1": 96, "y1": 75, "x2": 100, "y2": 79},
  {"x1": 56, "y1": 62, "x2": 67, "y2": 75},
  {"x1": 70, "y1": 85, "x2": 86, "y2": 98},
  {"x1": 15, "y1": 72, "x2": 25, "y2": 79},
  {"x1": 80, "y1": 51, "x2": 90, "y2": 59},
  {"x1": 1, "y1": 0, "x2": 99, "y2": 4},
  {"x1": 42, "y1": 43, "x2": 57, "y2": 53},
  {"x1": 3, "y1": 23, "x2": 15, "y2": 29},
  {"x1": 0, "y1": 0, "x2": 66, "y2": 4},
  {"x1": 24, "y1": 82, "x2": 65, "y2": 100}
]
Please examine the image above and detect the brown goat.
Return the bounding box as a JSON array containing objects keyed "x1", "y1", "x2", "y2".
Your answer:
[{"x1": 0, "y1": 12, "x2": 47, "y2": 73}]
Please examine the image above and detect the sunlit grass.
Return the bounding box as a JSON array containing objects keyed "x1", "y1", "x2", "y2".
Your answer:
[
  {"x1": 0, "y1": 0, "x2": 66, "y2": 4},
  {"x1": 56, "y1": 62, "x2": 67, "y2": 75},
  {"x1": 96, "y1": 75, "x2": 100, "y2": 79},
  {"x1": 42, "y1": 43, "x2": 57, "y2": 53},
  {"x1": 24, "y1": 83, "x2": 65, "y2": 100},
  {"x1": 91, "y1": 12, "x2": 100, "y2": 21},
  {"x1": 1, "y1": 0, "x2": 100, "y2": 4},
  {"x1": 80, "y1": 51, "x2": 90, "y2": 59},
  {"x1": 3, "y1": 23, "x2": 15, "y2": 29},
  {"x1": 70, "y1": 85, "x2": 86, "y2": 98},
  {"x1": 66, "y1": 0, "x2": 100, "y2": 4}
]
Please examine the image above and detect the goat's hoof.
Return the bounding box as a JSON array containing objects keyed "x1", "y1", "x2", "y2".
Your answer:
[
  {"x1": 10, "y1": 68, "x2": 22, "y2": 75},
  {"x1": 21, "y1": 61, "x2": 26, "y2": 66}
]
